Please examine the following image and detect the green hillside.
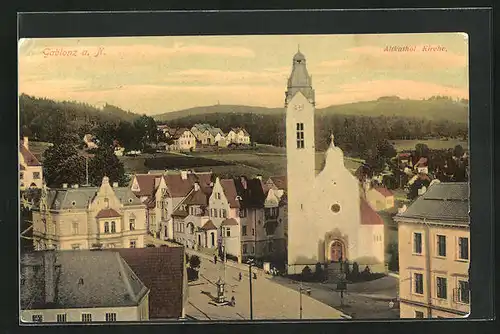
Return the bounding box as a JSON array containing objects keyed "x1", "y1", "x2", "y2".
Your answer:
[{"x1": 155, "y1": 96, "x2": 468, "y2": 124}]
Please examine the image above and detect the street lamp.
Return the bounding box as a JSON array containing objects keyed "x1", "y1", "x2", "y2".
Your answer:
[
  {"x1": 215, "y1": 277, "x2": 226, "y2": 304},
  {"x1": 298, "y1": 282, "x2": 311, "y2": 319},
  {"x1": 247, "y1": 259, "x2": 254, "y2": 320}
]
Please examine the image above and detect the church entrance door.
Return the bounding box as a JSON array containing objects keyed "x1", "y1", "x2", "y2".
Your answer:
[{"x1": 330, "y1": 240, "x2": 344, "y2": 262}]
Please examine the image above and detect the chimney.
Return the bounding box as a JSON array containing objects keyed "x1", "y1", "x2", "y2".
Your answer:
[
  {"x1": 23, "y1": 136, "x2": 29, "y2": 149},
  {"x1": 44, "y1": 250, "x2": 56, "y2": 304},
  {"x1": 72, "y1": 184, "x2": 79, "y2": 189},
  {"x1": 181, "y1": 170, "x2": 188, "y2": 180},
  {"x1": 113, "y1": 182, "x2": 119, "y2": 188},
  {"x1": 62, "y1": 183, "x2": 68, "y2": 189},
  {"x1": 194, "y1": 182, "x2": 200, "y2": 192}
]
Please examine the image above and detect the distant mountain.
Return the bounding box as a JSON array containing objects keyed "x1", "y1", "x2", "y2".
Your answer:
[{"x1": 155, "y1": 97, "x2": 468, "y2": 124}]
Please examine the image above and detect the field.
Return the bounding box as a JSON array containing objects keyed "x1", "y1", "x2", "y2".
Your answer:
[
  {"x1": 391, "y1": 139, "x2": 468, "y2": 152},
  {"x1": 120, "y1": 144, "x2": 364, "y2": 179}
]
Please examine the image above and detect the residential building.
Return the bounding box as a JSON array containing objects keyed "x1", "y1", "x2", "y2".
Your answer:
[
  {"x1": 167, "y1": 128, "x2": 196, "y2": 152},
  {"x1": 130, "y1": 171, "x2": 213, "y2": 241},
  {"x1": 20, "y1": 249, "x2": 150, "y2": 323},
  {"x1": 364, "y1": 184, "x2": 395, "y2": 211},
  {"x1": 284, "y1": 49, "x2": 385, "y2": 274},
  {"x1": 32, "y1": 176, "x2": 147, "y2": 251},
  {"x1": 395, "y1": 182, "x2": 470, "y2": 318},
  {"x1": 414, "y1": 157, "x2": 429, "y2": 174},
  {"x1": 83, "y1": 134, "x2": 99, "y2": 150},
  {"x1": 19, "y1": 137, "x2": 43, "y2": 190},
  {"x1": 227, "y1": 127, "x2": 251, "y2": 145},
  {"x1": 190, "y1": 124, "x2": 215, "y2": 145}
]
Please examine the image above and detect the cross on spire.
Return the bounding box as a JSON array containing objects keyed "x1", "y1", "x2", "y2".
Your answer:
[{"x1": 330, "y1": 133, "x2": 335, "y2": 146}]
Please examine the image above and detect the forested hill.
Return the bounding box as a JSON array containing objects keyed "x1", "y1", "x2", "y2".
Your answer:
[
  {"x1": 155, "y1": 96, "x2": 469, "y2": 124},
  {"x1": 19, "y1": 94, "x2": 140, "y2": 140}
]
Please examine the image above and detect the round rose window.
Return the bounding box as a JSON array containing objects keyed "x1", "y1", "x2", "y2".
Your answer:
[{"x1": 331, "y1": 204, "x2": 341, "y2": 213}]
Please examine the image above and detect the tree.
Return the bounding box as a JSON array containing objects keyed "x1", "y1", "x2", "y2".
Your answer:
[
  {"x1": 94, "y1": 122, "x2": 118, "y2": 148},
  {"x1": 189, "y1": 255, "x2": 201, "y2": 270},
  {"x1": 88, "y1": 147, "x2": 127, "y2": 186},
  {"x1": 116, "y1": 121, "x2": 142, "y2": 151},
  {"x1": 415, "y1": 143, "x2": 430, "y2": 158},
  {"x1": 43, "y1": 144, "x2": 86, "y2": 187},
  {"x1": 134, "y1": 115, "x2": 160, "y2": 149},
  {"x1": 453, "y1": 144, "x2": 464, "y2": 158}
]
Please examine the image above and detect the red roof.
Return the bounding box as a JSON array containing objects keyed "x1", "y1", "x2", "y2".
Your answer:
[
  {"x1": 20, "y1": 145, "x2": 41, "y2": 166},
  {"x1": 221, "y1": 218, "x2": 239, "y2": 226},
  {"x1": 360, "y1": 198, "x2": 384, "y2": 225},
  {"x1": 270, "y1": 176, "x2": 287, "y2": 191},
  {"x1": 374, "y1": 187, "x2": 393, "y2": 198},
  {"x1": 164, "y1": 172, "x2": 212, "y2": 198},
  {"x1": 115, "y1": 247, "x2": 185, "y2": 319},
  {"x1": 415, "y1": 157, "x2": 428, "y2": 167},
  {"x1": 132, "y1": 174, "x2": 159, "y2": 197},
  {"x1": 220, "y1": 179, "x2": 240, "y2": 208},
  {"x1": 201, "y1": 220, "x2": 217, "y2": 230},
  {"x1": 184, "y1": 188, "x2": 211, "y2": 206},
  {"x1": 95, "y1": 208, "x2": 121, "y2": 219}
]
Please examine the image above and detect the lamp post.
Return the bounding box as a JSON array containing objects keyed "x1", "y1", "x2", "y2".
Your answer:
[
  {"x1": 248, "y1": 259, "x2": 254, "y2": 320},
  {"x1": 299, "y1": 281, "x2": 311, "y2": 319}
]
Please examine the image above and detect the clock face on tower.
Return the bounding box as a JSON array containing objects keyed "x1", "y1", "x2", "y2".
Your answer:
[{"x1": 294, "y1": 104, "x2": 304, "y2": 111}]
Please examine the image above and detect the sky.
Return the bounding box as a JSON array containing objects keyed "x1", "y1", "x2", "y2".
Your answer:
[{"x1": 18, "y1": 33, "x2": 469, "y2": 115}]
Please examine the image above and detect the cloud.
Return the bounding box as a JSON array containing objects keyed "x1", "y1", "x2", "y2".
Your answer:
[{"x1": 162, "y1": 68, "x2": 290, "y2": 85}]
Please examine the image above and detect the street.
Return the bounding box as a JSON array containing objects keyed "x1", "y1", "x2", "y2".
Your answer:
[{"x1": 185, "y1": 250, "x2": 349, "y2": 320}]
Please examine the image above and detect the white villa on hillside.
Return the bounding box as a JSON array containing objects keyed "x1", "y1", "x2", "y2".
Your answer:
[
  {"x1": 227, "y1": 128, "x2": 251, "y2": 145},
  {"x1": 19, "y1": 137, "x2": 43, "y2": 190}
]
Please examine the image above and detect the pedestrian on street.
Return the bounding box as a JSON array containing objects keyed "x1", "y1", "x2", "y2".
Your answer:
[
  {"x1": 239, "y1": 272, "x2": 242, "y2": 281},
  {"x1": 231, "y1": 296, "x2": 236, "y2": 307},
  {"x1": 214, "y1": 255, "x2": 217, "y2": 264}
]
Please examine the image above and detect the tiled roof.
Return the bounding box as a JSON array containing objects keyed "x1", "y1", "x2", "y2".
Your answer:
[
  {"x1": 170, "y1": 128, "x2": 190, "y2": 140},
  {"x1": 164, "y1": 172, "x2": 212, "y2": 198},
  {"x1": 21, "y1": 250, "x2": 148, "y2": 310},
  {"x1": 396, "y1": 182, "x2": 469, "y2": 224},
  {"x1": 184, "y1": 188, "x2": 211, "y2": 206},
  {"x1": 269, "y1": 176, "x2": 287, "y2": 191},
  {"x1": 221, "y1": 218, "x2": 239, "y2": 226},
  {"x1": 415, "y1": 157, "x2": 428, "y2": 167},
  {"x1": 132, "y1": 174, "x2": 158, "y2": 197},
  {"x1": 115, "y1": 247, "x2": 185, "y2": 319},
  {"x1": 201, "y1": 220, "x2": 217, "y2": 230},
  {"x1": 233, "y1": 177, "x2": 266, "y2": 208},
  {"x1": 220, "y1": 179, "x2": 240, "y2": 208},
  {"x1": 95, "y1": 208, "x2": 121, "y2": 219},
  {"x1": 20, "y1": 145, "x2": 41, "y2": 166},
  {"x1": 374, "y1": 187, "x2": 393, "y2": 198},
  {"x1": 360, "y1": 198, "x2": 384, "y2": 225}
]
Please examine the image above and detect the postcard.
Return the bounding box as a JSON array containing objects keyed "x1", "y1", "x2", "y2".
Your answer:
[{"x1": 18, "y1": 32, "x2": 470, "y2": 323}]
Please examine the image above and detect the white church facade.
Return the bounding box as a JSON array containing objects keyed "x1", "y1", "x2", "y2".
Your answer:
[{"x1": 284, "y1": 50, "x2": 385, "y2": 274}]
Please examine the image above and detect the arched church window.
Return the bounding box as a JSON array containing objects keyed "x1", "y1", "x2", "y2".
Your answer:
[
  {"x1": 331, "y1": 203, "x2": 341, "y2": 213},
  {"x1": 104, "y1": 222, "x2": 109, "y2": 233}
]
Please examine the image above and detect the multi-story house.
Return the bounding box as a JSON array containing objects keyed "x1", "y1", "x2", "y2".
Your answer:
[
  {"x1": 19, "y1": 137, "x2": 43, "y2": 190},
  {"x1": 171, "y1": 182, "x2": 213, "y2": 250},
  {"x1": 21, "y1": 249, "x2": 150, "y2": 323},
  {"x1": 130, "y1": 171, "x2": 213, "y2": 241},
  {"x1": 363, "y1": 183, "x2": 395, "y2": 211},
  {"x1": 226, "y1": 128, "x2": 251, "y2": 145},
  {"x1": 32, "y1": 176, "x2": 147, "y2": 250},
  {"x1": 21, "y1": 246, "x2": 188, "y2": 323},
  {"x1": 395, "y1": 182, "x2": 470, "y2": 318},
  {"x1": 167, "y1": 128, "x2": 196, "y2": 152}
]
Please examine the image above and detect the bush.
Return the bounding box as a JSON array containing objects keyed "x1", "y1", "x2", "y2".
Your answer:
[
  {"x1": 187, "y1": 267, "x2": 199, "y2": 281},
  {"x1": 314, "y1": 262, "x2": 324, "y2": 280},
  {"x1": 352, "y1": 262, "x2": 360, "y2": 276},
  {"x1": 301, "y1": 266, "x2": 313, "y2": 281},
  {"x1": 145, "y1": 243, "x2": 156, "y2": 248},
  {"x1": 189, "y1": 255, "x2": 201, "y2": 269}
]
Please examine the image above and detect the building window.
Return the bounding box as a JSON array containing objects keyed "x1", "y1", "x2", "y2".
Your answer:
[
  {"x1": 239, "y1": 209, "x2": 247, "y2": 218},
  {"x1": 104, "y1": 222, "x2": 109, "y2": 233},
  {"x1": 330, "y1": 204, "x2": 341, "y2": 213},
  {"x1": 252, "y1": 228, "x2": 255, "y2": 236},
  {"x1": 458, "y1": 280, "x2": 470, "y2": 304},
  {"x1": 111, "y1": 221, "x2": 116, "y2": 233},
  {"x1": 437, "y1": 235, "x2": 446, "y2": 257},
  {"x1": 226, "y1": 228, "x2": 231, "y2": 237},
  {"x1": 268, "y1": 242, "x2": 273, "y2": 252},
  {"x1": 71, "y1": 244, "x2": 80, "y2": 250},
  {"x1": 33, "y1": 172, "x2": 41, "y2": 179},
  {"x1": 296, "y1": 123, "x2": 304, "y2": 149},
  {"x1": 242, "y1": 226, "x2": 247, "y2": 236},
  {"x1": 130, "y1": 240, "x2": 136, "y2": 248},
  {"x1": 413, "y1": 232, "x2": 422, "y2": 254},
  {"x1": 214, "y1": 210, "x2": 218, "y2": 218},
  {"x1": 414, "y1": 273, "x2": 424, "y2": 294},
  {"x1": 104, "y1": 198, "x2": 109, "y2": 208},
  {"x1": 243, "y1": 244, "x2": 247, "y2": 254},
  {"x1": 222, "y1": 209, "x2": 227, "y2": 218},
  {"x1": 436, "y1": 277, "x2": 447, "y2": 299},
  {"x1": 415, "y1": 311, "x2": 424, "y2": 319},
  {"x1": 105, "y1": 313, "x2": 117, "y2": 322},
  {"x1": 458, "y1": 237, "x2": 469, "y2": 260},
  {"x1": 216, "y1": 192, "x2": 221, "y2": 200},
  {"x1": 72, "y1": 222, "x2": 79, "y2": 235},
  {"x1": 32, "y1": 314, "x2": 43, "y2": 323},
  {"x1": 81, "y1": 313, "x2": 92, "y2": 322},
  {"x1": 129, "y1": 219, "x2": 135, "y2": 230},
  {"x1": 20, "y1": 172, "x2": 24, "y2": 180},
  {"x1": 56, "y1": 314, "x2": 67, "y2": 323}
]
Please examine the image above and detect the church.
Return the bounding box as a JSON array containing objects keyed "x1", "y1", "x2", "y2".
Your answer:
[{"x1": 284, "y1": 49, "x2": 385, "y2": 274}]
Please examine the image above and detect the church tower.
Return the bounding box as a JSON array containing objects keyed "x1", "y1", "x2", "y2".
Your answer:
[{"x1": 285, "y1": 48, "x2": 316, "y2": 270}]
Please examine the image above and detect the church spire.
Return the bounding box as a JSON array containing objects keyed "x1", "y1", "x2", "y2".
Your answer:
[
  {"x1": 330, "y1": 133, "x2": 335, "y2": 147},
  {"x1": 285, "y1": 48, "x2": 315, "y2": 105}
]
